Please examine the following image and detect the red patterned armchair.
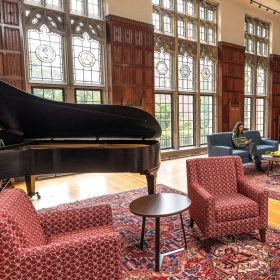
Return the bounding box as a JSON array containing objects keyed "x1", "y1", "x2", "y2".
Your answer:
[
  {"x1": 186, "y1": 156, "x2": 268, "y2": 253},
  {"x1": 0, "y1": 188, "x2": 122, "y2": 280}
]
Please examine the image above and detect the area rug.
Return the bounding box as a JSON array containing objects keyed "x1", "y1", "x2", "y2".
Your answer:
[
  {"x1": 38, "y1": 184, "x2": 280, "y2": 279},
  {"x1": 244, "y1": 161, "x2": 280, "y2": 200}
]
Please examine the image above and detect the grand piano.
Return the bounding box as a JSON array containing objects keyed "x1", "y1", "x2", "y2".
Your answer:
[{"x1": 0, "y1": 80, "x2": 161, "y2": 198}]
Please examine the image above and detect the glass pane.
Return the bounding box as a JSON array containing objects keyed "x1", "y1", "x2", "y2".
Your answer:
[
  {"x1": 163, "y1": 0, "x2": 172, "y2": 9},
  {"x1": 178, "y1": 19, "x2": 184, "y2": 36},
  {"x1": 208, "y1": 9, "x2": 214, "y2": 22},
  {"x1": 71, "y1": 0, "x2": 84, "y2": 13},
  {"x1": 179, "y1": 95, "x2": 194, "y2": 147},
  {"x1": 200, "y1": 95, "x2": 213, "y2": 144},
  {"x1": 244, "y1": 97, "x2": 251, "y2": 130},
  {"x1": 256, "y1": 98, "x2": 264, "y2": 136},
  {"x1": 75, "y1": 89, "x2": 101, "y2": 104},
  {"x1": 208, "y1": 26, "x2": 214, "y2": 44},
  {"x1": 72, "y1": 32, "x2": 102, "y2": 84},
  {"x1": 154, "y1": 48, "x2": 172, "y2": 89},
  {"x1": 177, "y1": 0, "x2": 184, "y2": 13},
  {"x1": 178, "y1": 54, "x2": 195, "y2": 91},
  {"x1": 46, "y1": 0, "x2": 62, "y2": 8},
  {"x1": 33, "y1": 88, "x2": 63, "y2": 101},
  {"x1": 152, "y1": 0, "x2": 160, "y2": 5},
  {"x1": 188, "y1": 21, "x2": 195, "y2": 40},
  {"x1": 164, "y1": 14, "x2": 172, "y2": 33},
  {"x1": 244, "y1": 64, "x2": 253, "y2": 95},
  {"x1": 153, "y1": 11, "x2": 160, "y2": 31},
  {"x1": 155, "y1": 94, "x2": 172, "y2": 149},
  {"x1": 200, "y1": 6, "x2": 206, "y2": 20},
  {"x1": 200, "y1": 24, "x2": 206, "y2": 42},
  {"x1": 27, "y1": 25, "x2": 64, "y2": 82},
  {"x1": 187, "y1": 0, "x2": 194, "y2": 16},
  {"x1": 88, "y1": 0, "x2": 100, "y2": 17},
  {"x1": 200, "y1": 57, "x2": 215, "y2": 92}
]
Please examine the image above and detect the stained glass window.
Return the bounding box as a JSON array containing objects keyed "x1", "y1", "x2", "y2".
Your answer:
[
  {"x1": 256, "y1": 66, "x2": 266, "y2": 95},
  {"x1": 155, "y1": 94, "x2": 172, "y2": 149},
  {"x1": 154, "y1": 48, "x2": 172, "y2": 89},
  {"x1": 75, "y1": 89, "x2": 101, "y2": 104},
  {"x1": 72, "y1": 33, "x2": 102, "y2": 84},
  {"x1": 33, "y1": 88, "x2": 63, "y2": 101},
  {"x1": 178, "y1": 54, "x2": 194, "y2": 91},
  {"x1": 200, "y1": 57, "x2": 214, "y2": 92},
  {"x1": 244, "y1": 64, "x2": 253, "y2": 95},
  {"x1": 179, "y1": 94, "x2": 194, "y2": 146},
  {"x1": 27, "y1": 24, "x2": 63, "y2": 82}
]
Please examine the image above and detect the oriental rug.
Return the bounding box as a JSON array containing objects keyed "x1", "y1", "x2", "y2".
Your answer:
[
  {"x1": 38, "y1": 184, "x2": 280, "y2": 279},
  {"x1": 244, "y1": 161, "x2": 280, "y2": 200}
]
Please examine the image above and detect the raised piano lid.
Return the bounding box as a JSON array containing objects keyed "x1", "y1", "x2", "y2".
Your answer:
[{"x1": 0, "y1": 80, "x2": 162, "y2": 141}]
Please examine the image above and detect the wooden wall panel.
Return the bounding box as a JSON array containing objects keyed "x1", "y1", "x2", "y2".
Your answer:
[
  {"x1": 0, "y1": 0, "x2": 25, "y2": 90},
  {"x1": 269, "y1": 54, "x2": 280, "y2": 140},
  {"x1": 218, "y1": 42, "x2": 245, "y2": 132},
  {"x1": 106, "y1": 14, "x2": 155, "y2": 116}
]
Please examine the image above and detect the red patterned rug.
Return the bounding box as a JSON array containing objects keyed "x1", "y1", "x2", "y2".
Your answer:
[
  {"x1": 244, "y1": 161, "x2": 280, "y2": 200},
  {"x1": 38, "y1": 184, "x2": 280, "y2": 279}
]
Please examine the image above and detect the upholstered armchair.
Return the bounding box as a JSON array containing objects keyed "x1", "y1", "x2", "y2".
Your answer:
[
  {"x1": 186, "y1": 156, "x2": 268, "y2": 253},
  {"x1": 0, "y1": 188, "x2": 122, "y2": 280}
]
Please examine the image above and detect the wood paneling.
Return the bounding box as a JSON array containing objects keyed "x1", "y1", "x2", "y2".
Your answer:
[
  {"x1": 269, "y1": 54, "x2": 280, "y2": 140},
  {"x1": 0, "y1": 0, "x2": 25, "y2": 90},
  {"x1": 106, "y1": 14, "x2": 155, "y2": 115},
  {"x1": 218, "y1": 42, "x2": 245, "y2": 132}
]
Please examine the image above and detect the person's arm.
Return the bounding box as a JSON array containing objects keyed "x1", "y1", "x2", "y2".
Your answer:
[{"x1": 232, "y1": 133, "x2": 247, "y2": 147}]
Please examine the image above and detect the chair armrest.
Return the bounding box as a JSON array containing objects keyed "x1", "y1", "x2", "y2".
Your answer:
[
  {"x1": 16, "y1": 226, "x2": 121, "y2": 279},
  {"x1": 260, "y1": 139, "x2": 278, "y2": 150},
  {"x1": 38, "y1": 204, "x2": 113, "y2": 237},
  {"x1": 189, "y1": 182, "x2": 215, "y2": 231},
  {"x1": 237, "y1": 178, "x2": 268, "y2": 226},
  {"x1": 210, "y1": 146, "x2": 233, "y2": 156}
]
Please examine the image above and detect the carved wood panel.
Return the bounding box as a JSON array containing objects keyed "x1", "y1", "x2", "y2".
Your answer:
[
  {"x1": 0, "y1": 0, "x2": 25, "y2": 90},
  {"x1": 106, "y1": 14, "x2": 155, "y2": 116},
  {"x1": 269, "y1": 54, "x2": 280, "y2": 140},
  {"x1": 218, "y1": 42, "x2": 245, "y2": 132}
]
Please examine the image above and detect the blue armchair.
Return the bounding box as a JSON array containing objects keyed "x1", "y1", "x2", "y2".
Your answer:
[{"x1": 207, "y1": 130, "x2": 278, "y2": 163}]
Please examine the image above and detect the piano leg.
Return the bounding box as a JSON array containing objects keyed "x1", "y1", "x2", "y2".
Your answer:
[
  {"x1": 143, "y1": 168, "x2": 159, "y2": 195},
  {"x1": 25, "y1": 175, "x2": 41, "y2": 199}
]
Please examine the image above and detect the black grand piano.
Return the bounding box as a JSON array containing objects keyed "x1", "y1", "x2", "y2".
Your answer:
[{"x1": 0, "y1": 80, "x2": 161, "y2": 198}]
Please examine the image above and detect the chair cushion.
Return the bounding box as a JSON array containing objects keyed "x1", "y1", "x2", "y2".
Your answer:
[
  {"x1": 196, "y1": 156, "x2": 238, "y2": 196},
  {"x1": 215, "y1": 193, "x2": 259, "y2": 223},
  {"x1": 0, "y1": 189, "x2": 47, "y2": 247}
]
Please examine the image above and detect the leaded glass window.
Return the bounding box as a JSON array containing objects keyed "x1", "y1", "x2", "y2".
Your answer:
[
  {"x1": 154, "y1": 48, "x2": 172, "y2": 89},
  {"x1": 75, "y1": 89, "x2": 101, "y2": 104},
  {"x1": 164, "y1": 14, "x2": 172, "y2": 33},
  {"x1": 200, "y1": 95, "x2": 213, "y2": 144},
  {"x1": 178, "y1": 18, "x2": 184, "y2": 36},
  {"x1": 71, "y1": 0, "x2": 83, "y2": 13},
  {"x1": 46, "y1": 0, "x2": 62, "y2": 8},
  {"x1": 72, "y1": 32, "x2": 102, "y2": 84},
  {"x1": 256, "y1": 98, "x2": 264, "y2": 136},
  {"x1": 153, "y1": 0, "x2": 160, "y2": 6},
  {"x1": 163, "y1": 0, "x2": 172, "y2": 10},
  {"x1": 244, "y1": 64, "x2": 253, "y2": 95},
  {"x1": 70, "y1": 0, "x2": 101, "y2": 17},
  {"x1": 244, "y1": 97, "x2": 251, "y2": 130},
  {"x1": 179, "y1": 94, "x2": 194, "y2": 146},
  {"x1": 187, "y1": 0, "x2": 194, "y2": 16},
  {"x1": 200, "y1": 6, "x2": 206, "y2": 20},
  {"x1": 27, "y1": 24, "x2": 64, "y2": 82},
  {"x1": 177, "y1": 0, "x2": 184, "y2": 13},
  {"x1": 188, "y1": 21, "x2": 195, "y2": 40},
  {"x1": 33, "y1": 87, "x2": 63, "y2": 101},
  {"x1": 256, "y1": 66, "x2": 266, "y2": 95},
  {"x1": 200, "y1": 56, "x2": 214, "y2": 92},
  {"x1": 178, "y1": 54, "x2": 194, "y2": 91},
  {"x1": 155, "y1": 93, "x2": 172, "y2": 149},
  {"x1": 200, "y1": 24, "x2": 206, "y2": 42},
  {"x1": 153, "y1": 10, "x2": 160, "y2": 31}
]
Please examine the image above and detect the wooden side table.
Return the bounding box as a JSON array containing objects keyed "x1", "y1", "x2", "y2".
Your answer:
[{"x1": 129, "y1": 193, "x2": 191, "y2": 271}]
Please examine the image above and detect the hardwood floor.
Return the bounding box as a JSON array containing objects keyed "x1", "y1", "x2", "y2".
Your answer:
[{"x1": 14, "y1": 155, "x2": 280, "y2": 229}]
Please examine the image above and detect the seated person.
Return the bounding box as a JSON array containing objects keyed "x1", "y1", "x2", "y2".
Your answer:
[{"x1": 232, "y1": 121, "x2": 264, "y2": 172}]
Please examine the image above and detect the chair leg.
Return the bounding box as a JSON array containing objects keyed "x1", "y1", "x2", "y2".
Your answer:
[
  {"x1": 204, "y1": 238, "x2": 212, "y2": 253},
  {"x1": 259, "y1": 229, "x2": 266, "y2": 242},
  {"x1": 190, "y1": 217, "x2": 194, "y2": 227}
]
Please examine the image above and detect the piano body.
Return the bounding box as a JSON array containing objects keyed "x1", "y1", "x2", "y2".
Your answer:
[{"x1": 0, "y1": 81, "x2": 161, "y2": 198}]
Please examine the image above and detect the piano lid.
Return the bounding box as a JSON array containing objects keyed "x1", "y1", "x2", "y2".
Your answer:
[{"x1": 0, "y1": 80, "x2": 162, "y2": 140}]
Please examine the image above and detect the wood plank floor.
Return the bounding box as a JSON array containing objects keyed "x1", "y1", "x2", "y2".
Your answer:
[{"x1": 14, "y1": 156, "x2": 280, "y2": 229}]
